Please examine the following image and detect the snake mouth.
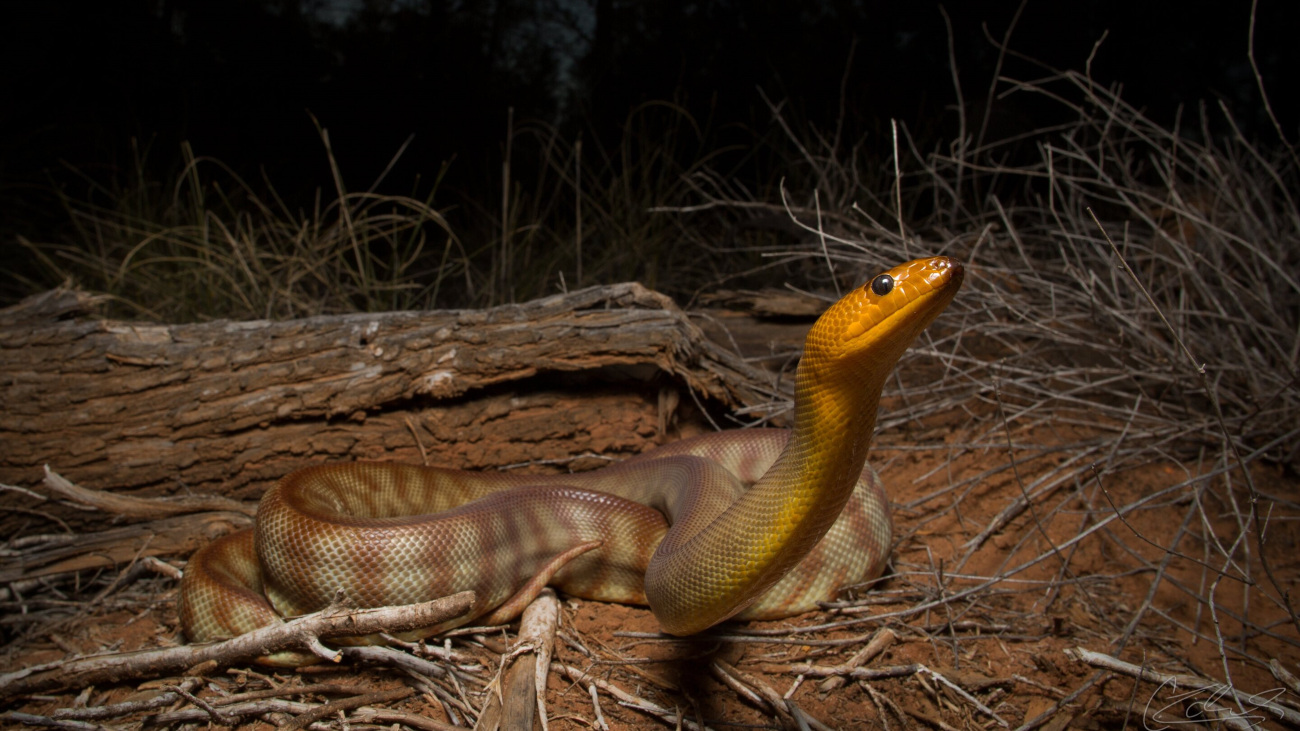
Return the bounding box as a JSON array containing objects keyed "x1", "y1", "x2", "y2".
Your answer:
[{"x1": 887, "y1": 256, "x2": 964, "y2": 330}]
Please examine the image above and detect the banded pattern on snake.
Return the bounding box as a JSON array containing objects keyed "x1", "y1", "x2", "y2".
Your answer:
[{"x1": 179, "y1": 256, "x2": 963, "y2": 661}]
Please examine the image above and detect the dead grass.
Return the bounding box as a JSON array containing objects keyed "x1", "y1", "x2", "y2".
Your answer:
[
  {"x1": 11, "y1": 100, "x2": 769, "y2": 319},
  {"x1": 644, "y1": 51, "x2": 1300, "y2": 728},
  {"x1": 14, "y1": 124, "x2": 463, "y2": 321}
]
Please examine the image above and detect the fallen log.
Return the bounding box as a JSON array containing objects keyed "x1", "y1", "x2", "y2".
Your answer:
[{"x1": 0, "y1": 283, "x2": 784, "y2": 503}]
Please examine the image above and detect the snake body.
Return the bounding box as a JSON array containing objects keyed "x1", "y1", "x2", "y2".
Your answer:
[{"x1": 179, "y1": 257, "x2": 962, "y2": 659}]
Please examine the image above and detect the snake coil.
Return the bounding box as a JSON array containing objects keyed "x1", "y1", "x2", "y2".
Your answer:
[{"x1": 179, "y1": 256, "x2": 963, "y2": 663}]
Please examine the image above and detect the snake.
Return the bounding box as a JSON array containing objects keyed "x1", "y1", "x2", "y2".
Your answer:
[{"x1": 178, "y1": 256, "x2": 963, "y2": 662}]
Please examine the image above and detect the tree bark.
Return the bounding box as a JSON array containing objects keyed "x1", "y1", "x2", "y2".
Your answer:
[{"x1": 0, "y1": 283, "x2": 784, "y2": 502}]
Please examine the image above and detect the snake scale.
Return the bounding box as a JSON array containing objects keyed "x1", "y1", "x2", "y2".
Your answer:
[{"x1": 179, "y1": 256, "x2": 963, "y2": 662}]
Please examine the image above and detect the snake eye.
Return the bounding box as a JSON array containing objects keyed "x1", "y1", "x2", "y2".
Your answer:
[{"x1": 868, "y1": 273, "x2": 894, "y2": 297}]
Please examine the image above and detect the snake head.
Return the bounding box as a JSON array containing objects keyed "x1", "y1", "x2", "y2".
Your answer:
[{"x1": 804, "y1": 256, "x2": 964, "y2": 384}]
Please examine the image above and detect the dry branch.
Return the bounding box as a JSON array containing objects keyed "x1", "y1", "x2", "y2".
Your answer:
[
  {"x1": 0, "y1": 591, "x2": 474, "y2": 699},
  {"x1": 476, "y1": 588, "x2": 561, "y2": 731}
]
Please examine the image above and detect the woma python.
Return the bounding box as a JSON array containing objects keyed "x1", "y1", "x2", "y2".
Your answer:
[{"x1": 179, "y1": 257, "x2": 963, "y2": 662}]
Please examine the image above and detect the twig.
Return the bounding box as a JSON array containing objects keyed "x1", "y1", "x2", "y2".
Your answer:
[
  {"x1": 588, "y1": 682, "x2": 609, "y2": 731},
  {"x1": 1246, "y1": 0, "x2": 1299, "y2": 169},
  {"x1": 42, "y1": 465, "x2": 254, "y2": 518},
  {"x1": 556, "y1": 664, "x2": 708, "y2": 731},
  {"x1": 757, "y1": 659, "x2": 1007, "y2": 728},
  {"x1": 282, "y1": 686, "x2": 414, "y2": 731},
  {"x1": 170, "y1": 682, "x2": 241, "y2": 726},
  {"x1": 1270, "y1": 658, "x2": 1300, "y2": 697},
  {"x1": 918, "y1": 664, "x2": 1008, "y2": 728},
  {"x1": 340, "y1": 644, "x2": 454, "y2": 679},
  {"x1": 47, "y1": 677, "x2": 204, "y2": 721},
  {"x1": 817, "y1": 628, "x2": 896, "y2": 693},
  {"x1": 147, "y1": 698, "x2": 317, "y2": 725},
  {"x1": 351, "y1": 705, "x2": 461, "y2": 731},
  {"x1": 1, "y1": 713, "x2": 110, "y2": 730}
]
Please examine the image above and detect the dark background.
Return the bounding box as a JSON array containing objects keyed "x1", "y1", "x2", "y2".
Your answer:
[{"x1": 2, "y1": 0, "x2": 1297, "y2": 288}]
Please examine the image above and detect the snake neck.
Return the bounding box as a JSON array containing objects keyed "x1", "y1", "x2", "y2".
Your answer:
[
  {"x1": 758, "y1": 360, "x2": 885, "y2": 551},
  {"x1": 647, "y1": 256, "x2": 962, "y2": 634}
]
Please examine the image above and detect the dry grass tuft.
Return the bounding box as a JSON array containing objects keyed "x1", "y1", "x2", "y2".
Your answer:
[
  {"x1": 16, "y1": 128, "x2": 463, "y2": 321},
  {"x1": 652, "y1": 62, "x2": 1299, "y2": 727}
]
